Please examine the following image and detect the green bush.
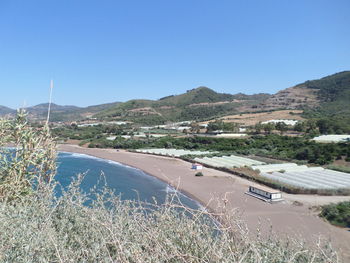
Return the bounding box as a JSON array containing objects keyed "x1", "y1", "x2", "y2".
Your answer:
[
  {"x1": 0, "y1": 111, "x2": 56, "y2": 201},
  {"x1": 321, "y1": 201, "x2": 350, "y2": 228}
]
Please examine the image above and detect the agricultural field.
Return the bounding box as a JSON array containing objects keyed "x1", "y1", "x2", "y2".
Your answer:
[
  {"x1": 251, "y1": 163, "x2": 350, "y2": 191},
  {"x1": 312, "y1": 134, "x2": 350, "y2": 143},
  {"x1": 135, "y1": 148, "x2": 216, "y2": 157},
  {"x1": 252, "y1": 163, "x2": 323, "y2": 173},
  {"x1": 260, "y1": 169, "x2": 350, "y2": 190},
  {"x1": 249, "y1": 163, "x2": 350, "y2": 190},
  {"x1": 200, "y1": 110, "x2": 304, "y2": 126},
  {"x1": 194, "y1": 155, "x2": 264, "y2": 168},
  {"x1": 190, "y1": 155, "x2": 350, "y2": 192}
]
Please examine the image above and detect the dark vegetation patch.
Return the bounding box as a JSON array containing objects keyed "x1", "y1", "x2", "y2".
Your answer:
[
  {"x1": 321, "y1": 201, "x2": 350, "y2": 228},
  {"x1": 302, "y1": 71, "x2": 350, "y2": 131}
]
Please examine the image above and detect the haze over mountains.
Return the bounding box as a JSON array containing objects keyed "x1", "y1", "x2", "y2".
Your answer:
[{"x1": 1, "y1": 71, "x2": 349, "y2": 124}]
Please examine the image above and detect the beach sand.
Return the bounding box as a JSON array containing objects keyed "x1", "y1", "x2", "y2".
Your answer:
[{"x1": 59, "y1": 144, "x2": 350, "y2": 260}]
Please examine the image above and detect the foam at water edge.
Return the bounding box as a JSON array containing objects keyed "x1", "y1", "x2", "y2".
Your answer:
[
  {"x1": 164, "y1": 185, "x2": 206, "y2": 211},
  {"x1": 59, "y1": 152, "x2": 171, "y2": 183},
  {"x1": 59, "y1": 151, "x2": 100, "y2": 160},
  {"x1": 58, "y1": 151, "x2": 205, "y2": 210},
  {"x1": 165, "y1": 185, "x2": 177, "y2": 194},
  {"x1": 59, "y1": 151, "x2": 132, "y2": 169}
]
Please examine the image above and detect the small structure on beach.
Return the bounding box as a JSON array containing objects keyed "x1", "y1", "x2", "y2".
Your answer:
[
  {"x1": 192, "y1": 163, "x2": 203, "y2": 170},
  {"x1": 246, "y1": 186, "x2": 283, "y2": 203}
]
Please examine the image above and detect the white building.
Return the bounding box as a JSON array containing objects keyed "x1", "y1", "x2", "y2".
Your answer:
[
  {"x1": 192, "y1": 163, "x2": 203, "y2": 170},
  {"x1": 246, "y1": 186, "x2": 283, "y2": 202},
  {"x1": 177, "y1": 126, "x2": 191, "y2": 132},
  {"x1": 261, "y1": 119, "x2": 299, "y2": 126}
]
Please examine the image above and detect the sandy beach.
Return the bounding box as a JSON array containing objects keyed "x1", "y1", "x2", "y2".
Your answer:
[{"x1": 59, "y1": 144, "x2": 350, "y2": 260}]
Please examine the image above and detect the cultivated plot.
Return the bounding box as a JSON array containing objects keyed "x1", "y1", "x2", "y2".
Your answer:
[
  {"x1": 260, "y1": 169, "x2": 350, "y2": 189},
  {"x1": 312, "y1": 134, "x2": 350, "y2": 143},
  {"x1": 194, "y1": 155, "x2": 265, "y2": 168},
  {"x1": 252, "y1": 163, "x2": 323, "y2": 173},
  {"x1": 135, "y1": 148, "x2": 216, "y2": 157}
]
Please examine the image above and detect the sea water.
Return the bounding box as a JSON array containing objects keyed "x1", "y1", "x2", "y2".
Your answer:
[{"x1": 56, "y1": 152, "x2": 201, "y2": 210}]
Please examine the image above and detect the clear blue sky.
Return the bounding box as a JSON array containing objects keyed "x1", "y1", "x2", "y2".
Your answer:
[{"x1": 1, "y1": 0, "x2": 349, "y2": 109}]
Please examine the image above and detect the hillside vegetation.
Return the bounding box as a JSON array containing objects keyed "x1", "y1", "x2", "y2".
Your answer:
[
  {"x1": 302, "y1": 71, "x2": 350, "y2": 125},
  {"x1": 94, "y1": 87, "x2": 269, "y2": 124}
]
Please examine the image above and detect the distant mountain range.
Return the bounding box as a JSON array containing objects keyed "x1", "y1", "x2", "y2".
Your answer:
[
  {"x1": 1, "y1": 71, "x2": 349, "y2": 124},
  {"x1": 0, "y1": 106, "x2": 15, "y2": 116},
  {"x1": 0, "y1": 102, "x2": 122, "y2": 122}
]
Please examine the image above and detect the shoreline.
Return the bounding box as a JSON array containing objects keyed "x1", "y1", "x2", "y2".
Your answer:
[
  {"x1": 58, "y1": 144, "x2": 350, "y2": 260},
  {"x1": 60, "y1": 150, "x2": 207, "y2": 211}
]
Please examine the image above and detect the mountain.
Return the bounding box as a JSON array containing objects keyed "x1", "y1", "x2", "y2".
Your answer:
[
  {"x1": 251, "y1": 71, "x2": 350, "y2": 115},
  {"x1": 1, "y1": 71, "x2": 348, "y2": 124},
  {"x1": 20, "y1": 103, "x2": 82, "y2": 121},
  {"x1": 255, "y1": 84, "x2": 319, "y2": 111},
  {"x1": 0, "y1": 102, "x2": 122, "y2": 122},
  {"x1": 94, "y1": 72, "x2": 350, "y2": 125},
  {"x1": 42, "y1": 102, "x2": 121, "y2": 122},
  {"x1": 39, "y1": 102, "x2": 122, "y2": 122},
  {"x1": 26, "y1": 103, "x2": 80, "y2": 116},
  {"x1": 0, "y1": 106, "x2": 16, "y2": 116},
  {"x1": 301, "y1": 71, "x2": 350, "y2": 117},
  {"x1": 158, "y1": 86, "x2": 237, "y2": 105},
  {"x1": 93, "y1": 87, "x2": 270, "y2": 124}
]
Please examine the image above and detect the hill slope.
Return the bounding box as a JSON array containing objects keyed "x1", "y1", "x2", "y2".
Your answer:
[
  {"x1": 94, "y1": 71, "x2": 350, "y2": 125},
  {"x1": 252, "y1": 71, "x2": 350, "y2": 116},
  {"x1": 0, "y1": 106, "x2": 16, "y2": 116},
  {"x1": 0, "y1": 102, "x2": 122, "y2": 122},
  {"x1": 94, "y1": 87, "x2": 270, "y2": 124},
  {"x1": 1, "y1": 71, "x2": 348, "y2": 124},
  {"x1": 301, "y1": 71, "x2": 350, "y2": 117},
  {"x1": 48, "y1": 102, "x2": 121, "y2": 122}
]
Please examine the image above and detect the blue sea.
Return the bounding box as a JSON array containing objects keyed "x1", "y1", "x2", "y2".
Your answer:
[{"x1": 56, "y1": 152, "x2": 201, "y2": 209}]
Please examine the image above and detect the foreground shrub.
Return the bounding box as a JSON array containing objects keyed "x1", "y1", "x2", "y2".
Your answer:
[
  {"x1": 0, "y1": 111, "x2": 56, "y2": 201},
  {"x1": 0, "y1": 179, "x2": 339, "y2": 263}
]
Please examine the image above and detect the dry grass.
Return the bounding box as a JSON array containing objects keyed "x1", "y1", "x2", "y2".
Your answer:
[
  {"x1": 201, "y1": 110, "x2": 304, "y2": 126},
  {"x1": 0, "y1": 176, "x2": 340, "y2": 263}
]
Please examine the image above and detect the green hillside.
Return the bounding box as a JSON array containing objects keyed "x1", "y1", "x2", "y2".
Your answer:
[
  {"x1": 301, "y1": 71, "x2": 350, "y2": 115},
  {"x1": 301, "y1": 71, "x2": 350, "y2": 132},
  {"x1": 94, "y1": 87, "x2": 269, "y2": 124},
  {"x1": 157, "y1": 86, "x2": 236, "y2": 106}
]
